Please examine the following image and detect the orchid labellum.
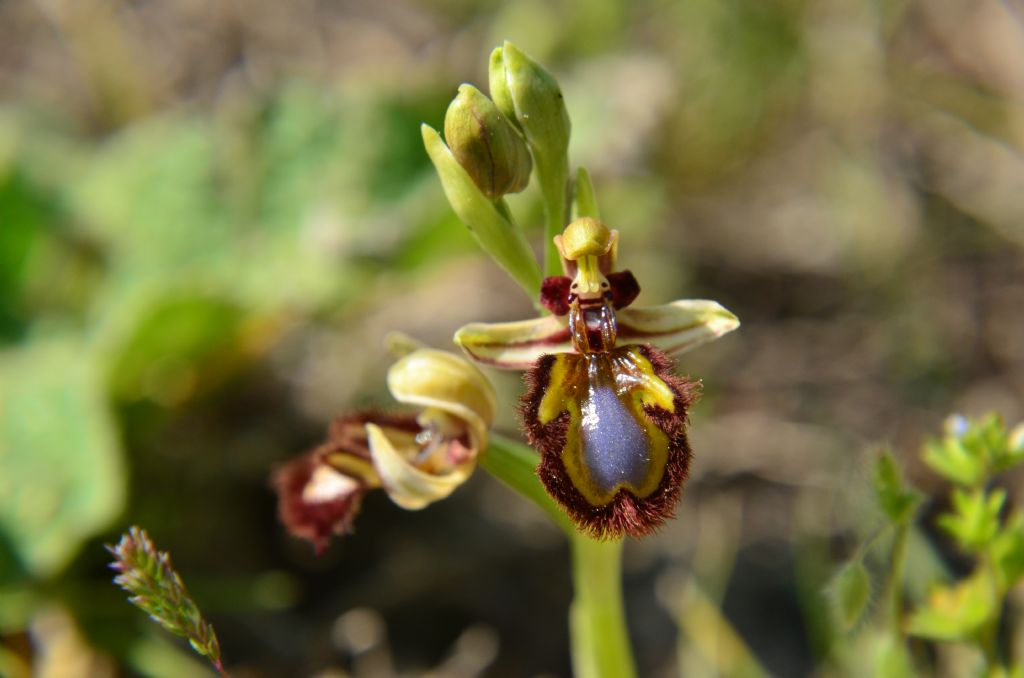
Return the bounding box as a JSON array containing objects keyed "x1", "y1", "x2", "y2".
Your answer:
[{"x1": 456, "y1": 218, "x2": 738, "y2": 537}]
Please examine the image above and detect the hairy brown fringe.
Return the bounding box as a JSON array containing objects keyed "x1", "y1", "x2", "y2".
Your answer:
[
  {"x1": 272, "y1": 453, "x2": 364, "y2": 555},
  {"x1": 520, "y1": 345, "x2": 700, "y2": 539}
]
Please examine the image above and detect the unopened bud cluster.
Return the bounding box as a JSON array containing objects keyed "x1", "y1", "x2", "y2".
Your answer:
[{"x1": 421, "y1": 41, "x2": 575, "y2": 298}]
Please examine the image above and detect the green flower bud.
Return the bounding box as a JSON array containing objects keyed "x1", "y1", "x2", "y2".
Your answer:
[
  {"x1": 489, "y1": 42, "x2": 571, "y2": 153},
  {"x1": 488, "y1": 47, "x2": 516, "y2": 128},
  {"x1": 490, "y1": 41, "x2": 571, "y2": 277},
  {"x1": 444, "y1": 84, "x2": 532, "y2": 199}
]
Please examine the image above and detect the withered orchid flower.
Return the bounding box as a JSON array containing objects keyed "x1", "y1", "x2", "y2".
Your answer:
[
  {"x1": 274, "y1": 348, "x2": 495, "y2": 553},
  {"x1": 455, "y1": 218, "x2": 739, "y2": 538}
]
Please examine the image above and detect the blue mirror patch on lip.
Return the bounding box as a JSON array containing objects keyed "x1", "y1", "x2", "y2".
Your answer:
[{"x1": 579, "y1": 368, "x2": 651, "y2": 495}]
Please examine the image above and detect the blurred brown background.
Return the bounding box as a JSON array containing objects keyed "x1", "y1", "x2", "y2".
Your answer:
[{"x1": 1, "y1": 0, "x2": 1024, "y2": 676}]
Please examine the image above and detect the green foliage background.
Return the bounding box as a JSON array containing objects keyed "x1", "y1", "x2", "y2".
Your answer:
[{"x1": 2, "y1": 0, "x2": 1023, "y2": 675}]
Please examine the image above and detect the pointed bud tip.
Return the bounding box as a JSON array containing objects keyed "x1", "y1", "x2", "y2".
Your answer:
[
  {"x1": 501, "y1": 41, "x2": 526, "y2": 66},
  {"x1": 421, "y1": 123, "x2": 440, "y2": 146}
]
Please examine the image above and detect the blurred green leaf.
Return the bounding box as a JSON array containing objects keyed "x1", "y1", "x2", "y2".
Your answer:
[
  {"x1": 925, "y1": 414, "x2": 1021, "y2": 486},
  {"x1": 873, "y1": 635, "x2": 915, "y2": 678},
  {"x1": 937, "y1": 488, "x2": 1005, "y2": 553},
  {"x1": 922, "y1": 436, "x2": 987, "y2": 488},
  {"x1": 969, "y1": 414, "x2": 1019, "y2": 474},
  {"x1": 0, "y1": 169, "x2": 47, "y2": 342},
  {"x1": 0, "y1": 586, "x2": 36, "y2": 634},
  {"x1": 653, "y1": 0, "x2": 805, "y2": 182},
  {"x1": 990, "y1": 665, "x2": 1024, "y2": 678},
  {"x1": 69, "y1": 116, "x2": 229, "y2": 269},
  {"x1": 69, "y1": 105, "x2": 351, "y2": 316},
  {"x1": 991, "y1": 513, "x2": 1024, "y2": 592},
  {"x1": 826, "y1": 557, "x2": 871, "y2": 631},
  {"x1": 106, "y1": 296, "x2": 252, "y2": 406},
  {"x1": 906, "y1": 572, "x2": 993, "y2": 641},
  {"x1": 0, "y1": 339, "x2": 125, "y2": 579},
  {"x1": 872, "y1": 449, "x2": 922, "y2": 524}
]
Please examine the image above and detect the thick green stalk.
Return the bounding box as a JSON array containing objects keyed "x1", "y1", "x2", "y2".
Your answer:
[
  {"x1": 570, "y1": 536, "x2": 637, "y2": 678},
  {"x1": 482, "y1": 435, "x2": 637, "y2": 678}
]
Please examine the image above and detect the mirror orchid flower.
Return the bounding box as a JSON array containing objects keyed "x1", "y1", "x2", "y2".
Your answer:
[
  {"x1": 273, "y1": 348, "x2": 495, "y2": 553},
  {"x1": 455, "y1": 217, "x2": 739, "y2": 538}
]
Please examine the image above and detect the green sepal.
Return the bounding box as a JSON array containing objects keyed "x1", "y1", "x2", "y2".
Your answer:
[{"x1": 572, "y1": 166, "x2": 600, "y2": 221}]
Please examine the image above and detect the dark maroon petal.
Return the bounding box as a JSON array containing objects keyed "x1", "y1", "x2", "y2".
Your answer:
[
  {"x1": 607, "y1": 270, "x2": 640, "y2": 310},
  {"x1": 272, "y1": 454, "x2": 364, "y2": 555},
  {"x1": 273, "y1": 410, "x2": 424, "y2": 554},
  {"x1": 540, "y1": 276, "x2": 573, "y2": 316},
  {"x1": 318, "y1": 412, "x2": 421, "y2": 461}
]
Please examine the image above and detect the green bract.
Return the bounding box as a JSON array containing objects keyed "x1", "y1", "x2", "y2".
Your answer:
[{"x1": 421, "y1": 123, "x2": 542, "y2": 298}]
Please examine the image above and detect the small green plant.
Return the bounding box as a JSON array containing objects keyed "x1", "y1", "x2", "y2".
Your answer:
[
  {"x1": 828, "y1": 414, "x2": 1024, "y2": 677},
  {"x1": 107, "y1": 527, "x2": 226, "y2": 675}
]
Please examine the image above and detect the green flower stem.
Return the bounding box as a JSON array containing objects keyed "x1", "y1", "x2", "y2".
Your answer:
[
  {"x1": 483, "y1": 435, "x2": 637, "y2": 678},
  {"x1": 541, "y1": 161, "x2": 570, "y2": 278},
  {"x1": 677, "y1": 578, "x2": 771, "y2": 678},
  {"x1": 979, "y1": 550, "x2": 1003, "y2": 671},
  {"x1": 569, "y1": 535, "x2": 637, "y2": 678},
  {"x1": 887, "y1": 523, "x2": 909, "y2": 638}
]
